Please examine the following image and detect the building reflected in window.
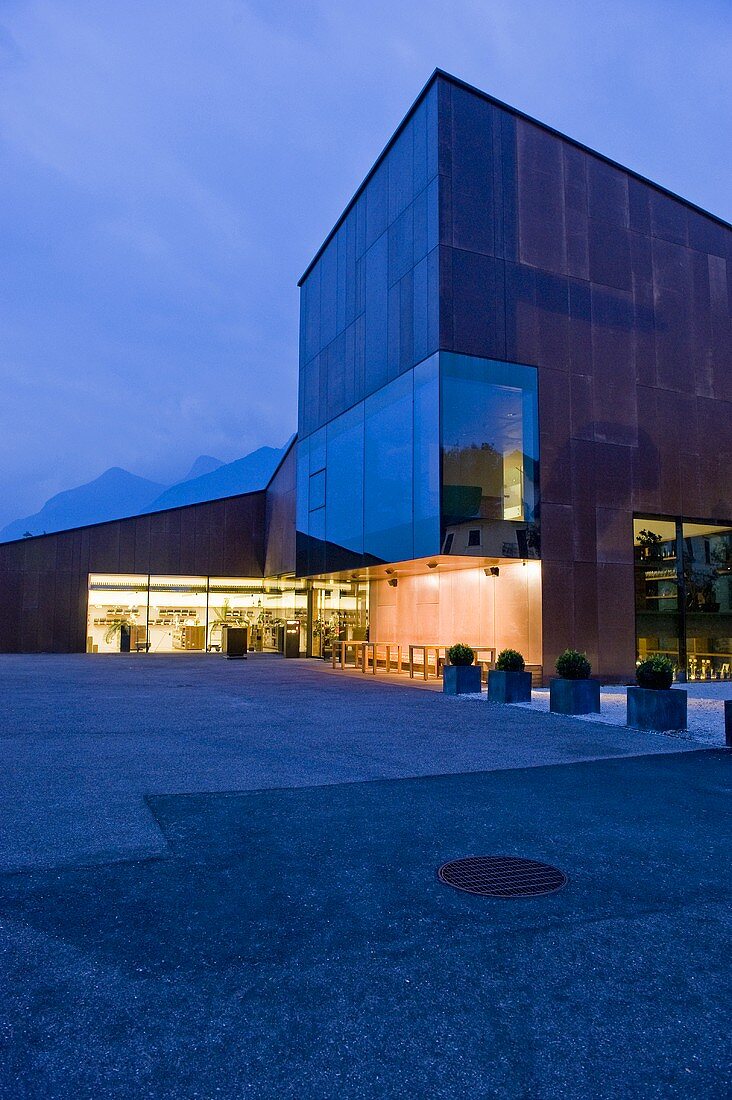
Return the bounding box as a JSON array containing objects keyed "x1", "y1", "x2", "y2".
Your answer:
[
  {"x1": 634, "y1": 517, "x2": 732, "y2": 680},
  {"x1": 440, "y1": 353, "x2": 539, "y2": 559}
]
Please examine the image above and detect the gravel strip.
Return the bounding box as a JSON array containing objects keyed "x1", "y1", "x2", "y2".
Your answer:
[{"x1": 452, "y1": 682, "x2": 730, "y2": 747}]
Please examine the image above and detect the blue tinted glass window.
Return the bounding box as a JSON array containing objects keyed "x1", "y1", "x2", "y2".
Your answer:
[
  {"x1": 295, "y1": 438, "x2": 310, "y2": 536},
  {"x1": 364, "y1": 372, "x2": 414, "y2": 562},
  {"x1": 309, "y1": 427, "x2": 326, "y2": 474},
  {"x1": 309, "y1": 470, "x2": 326, "y2": 511},
  {"x1": 326, "y1": 404, "x2": 364, "y2": 556},
  {"x1": 309, "y1": 507, "x2": 325, "y2": 544},
  {"x1": 413, "y1": 354, "x2": 440, "y2": 558}
]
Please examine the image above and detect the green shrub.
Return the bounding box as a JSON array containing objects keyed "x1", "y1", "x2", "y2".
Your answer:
[
  {"x1": 636, "y1": 655, "x2": 674, "y2": 690},
  {"x1": 495, "y1": 648, "x2": 525, "y2": 672},
  {"x1": 555, "y1": 649, "x2": 592, "y2": 679},
  {"x1": 447, "y1": 643, "x2": 475, "y2": 667}
]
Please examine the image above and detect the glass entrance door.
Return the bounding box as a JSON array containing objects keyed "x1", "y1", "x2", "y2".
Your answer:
[{"x1": 310, "y1": 580, "x2": 368, "y2": 659}]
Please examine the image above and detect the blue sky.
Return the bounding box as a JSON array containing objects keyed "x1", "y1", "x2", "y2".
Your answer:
[{"x1": 1, "y1": 0, "x2": 730, "y2": 527}]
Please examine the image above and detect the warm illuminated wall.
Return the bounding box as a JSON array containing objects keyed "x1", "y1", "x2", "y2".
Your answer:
[{"x1": 368, "y1": 561, "x2": 542, "y2": 664}]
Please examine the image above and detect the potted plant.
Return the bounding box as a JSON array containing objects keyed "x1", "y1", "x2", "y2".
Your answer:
[
  {"x1": 487, "y1": 649, "x2": 532, "y2": 703},
  {"x1": 627, "y1": 655, "x2": 686, "y2": 731},
  {"x1": 443, "y1": 643, "x2": 481, "y2": 695},
  {"x1": 550, "y1": 649, "x2": 600, "y2": 714}
]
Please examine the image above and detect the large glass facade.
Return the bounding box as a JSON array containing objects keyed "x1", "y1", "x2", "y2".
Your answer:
[
  {"x1": 296, "y1": 351, "x2": 539, "y2": 575},
  {"x1": 364, "y1": 371, "x2": 414, "y2": 562},
  {"x1": 634, "y1": 516, "x2": 732, "y2": 680},
  {"x1": 296, "y1": 353, "x2": 440, "y2": 574},
  {"x1": 440, "y1": 353, "x2": 539, "y2": 559}
]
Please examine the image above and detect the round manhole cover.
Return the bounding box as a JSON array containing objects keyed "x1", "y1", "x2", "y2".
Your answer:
[{"x1": 437, "y1": 855, "x2": 567, "y2": 898}]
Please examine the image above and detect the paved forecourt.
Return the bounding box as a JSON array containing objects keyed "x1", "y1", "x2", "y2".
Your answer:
[{"x1": 0, "y1": 653, "x2": 697, "y2": 872}]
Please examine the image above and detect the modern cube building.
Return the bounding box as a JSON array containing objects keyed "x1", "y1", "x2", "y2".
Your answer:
[{"x1": 1, "y1": 70, "x2": 730, "y2": 680}]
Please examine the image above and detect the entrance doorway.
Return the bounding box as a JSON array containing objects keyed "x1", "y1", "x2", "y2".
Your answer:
[{"x1": 309, "y1": 580, "x2": 369, "y2": 660}]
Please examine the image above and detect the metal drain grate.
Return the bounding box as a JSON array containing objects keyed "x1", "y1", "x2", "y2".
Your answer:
[{"x1": 437, "y1": 855, "x2": 567, "y2": 898}]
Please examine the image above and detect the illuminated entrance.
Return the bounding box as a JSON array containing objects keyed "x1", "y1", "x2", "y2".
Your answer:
[{"x1": 308, "y1": 556, "x2": 542, "y2": 671}]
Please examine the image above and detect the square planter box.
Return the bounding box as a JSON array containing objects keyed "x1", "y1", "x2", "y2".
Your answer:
[
  {"x1": 443, "y1": 664, "x2": 482, "y2": 695},
  {"x1": 549, "y1": 677, "x2": 601, "y2": 715},
  {"x1": 627, "y1": 685, "x2": 687, "y2": 731},
  {"x1": 487, "y1": 669, "x2": 532, "y2": 704}
]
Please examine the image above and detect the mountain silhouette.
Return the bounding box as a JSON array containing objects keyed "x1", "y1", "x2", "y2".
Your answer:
[
  {"x1": 180, "y1": 454, "x2": 223, "y2": 480},
  {"x1": 0, "y1": 445, "x2": 290, "y2": 543},
  {"x1": 143, "y1": 445, "x2": 288, "y2": 512},
  {"x1": 0, "y1": 468, "x2": 167, "y2": 542}
]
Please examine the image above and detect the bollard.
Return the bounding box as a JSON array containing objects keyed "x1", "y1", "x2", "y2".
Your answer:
[{"x1": 725, "y1": 701, "x2": 732, "y2": 748}]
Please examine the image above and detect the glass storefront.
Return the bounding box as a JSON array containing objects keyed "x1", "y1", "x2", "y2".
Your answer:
[
  {"x1": 87, "y1": 575, "x2": 309, "y2": 655},
  {"x1": 634, "y1": 516, "x2": 732, "y2": 680},
  {"x1": 87, "y1": 574, "x2": 151, "y2": 654}
]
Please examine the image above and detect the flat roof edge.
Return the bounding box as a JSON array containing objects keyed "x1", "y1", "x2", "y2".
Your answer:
[{"x1": 298, "y1": 68, "x2": 731, "y2": 287}]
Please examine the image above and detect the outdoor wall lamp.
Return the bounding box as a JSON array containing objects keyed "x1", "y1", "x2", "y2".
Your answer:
[
  {"x1": 427, "y1": 561, "x2": 438, "y2": 569},
  {"x1": 484, "y1": 566, "x2": 500, "y2": 577},
  {"x1": 387, "y1": 578, "x2": 398, "y2": 588}
]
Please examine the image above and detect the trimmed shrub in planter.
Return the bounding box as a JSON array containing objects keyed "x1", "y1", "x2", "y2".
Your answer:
[
  {"x1": 488, "y1": 649, "x2": 532, "y2": 703},
  {"x1": 496, "y1": 649, "x2": 525, "y2": 672},
  {"x1": 550, "y1": 649, "x2": 600, "y2": 714},
  {"x1": 627, "y1": 655, "x2": 686, "y2": 731},
  {"x1": 443, "y1": 643, "x2": 481, "y2": 695},
  {"x1": 555, "y1": 649, "x2": 592, "y2": 679},
  {"x1": 635, "y1": 655, "x2": 674, "y2": 690},
  {"x1": 447, "y1": 643, "x2": 475, "y2": 666}
]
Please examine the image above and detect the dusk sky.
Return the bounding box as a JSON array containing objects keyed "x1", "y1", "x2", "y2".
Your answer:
[{"x1": 1, "y1": 0, "x2": 730, "y2": 528}]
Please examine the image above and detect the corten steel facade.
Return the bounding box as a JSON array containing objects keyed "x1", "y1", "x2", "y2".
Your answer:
[
  {"x1": 0, "y1": 71, "x2": 729, "y2": 677},
  {"x1": 295, "y1": 70, "x2": 731, "y2": 680}
]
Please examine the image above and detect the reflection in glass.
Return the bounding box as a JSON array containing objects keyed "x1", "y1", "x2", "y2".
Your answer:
[
  {"x1": 326, "y1": 403, "x2": 365, "y2": 560},
  {"x1": 364, "y1": 371, "x2": 414, "y2": 562},
  {"x1": 413, "y1": 355, "x2": 440, "y2": 558},
  {"x1": 682, "y1": 522, "x2": 732, "y2": 680},
  {"x1": 633, "y1": 516, "x2": 732, "y2": 680},
  {"x1": 633, "y1": 518, "x2": 680, "y2": 668},
  {"x1": 441, "y1": 353, "x2": 539, "y2": 559},
  {"x1": 309, "y1": 470, "x2": 326, "y2": 510}
]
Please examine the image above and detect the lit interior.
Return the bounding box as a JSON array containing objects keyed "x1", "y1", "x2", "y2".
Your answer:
[{"x1": 87, "y1": 574, "x2": 309, "y2": 655}]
